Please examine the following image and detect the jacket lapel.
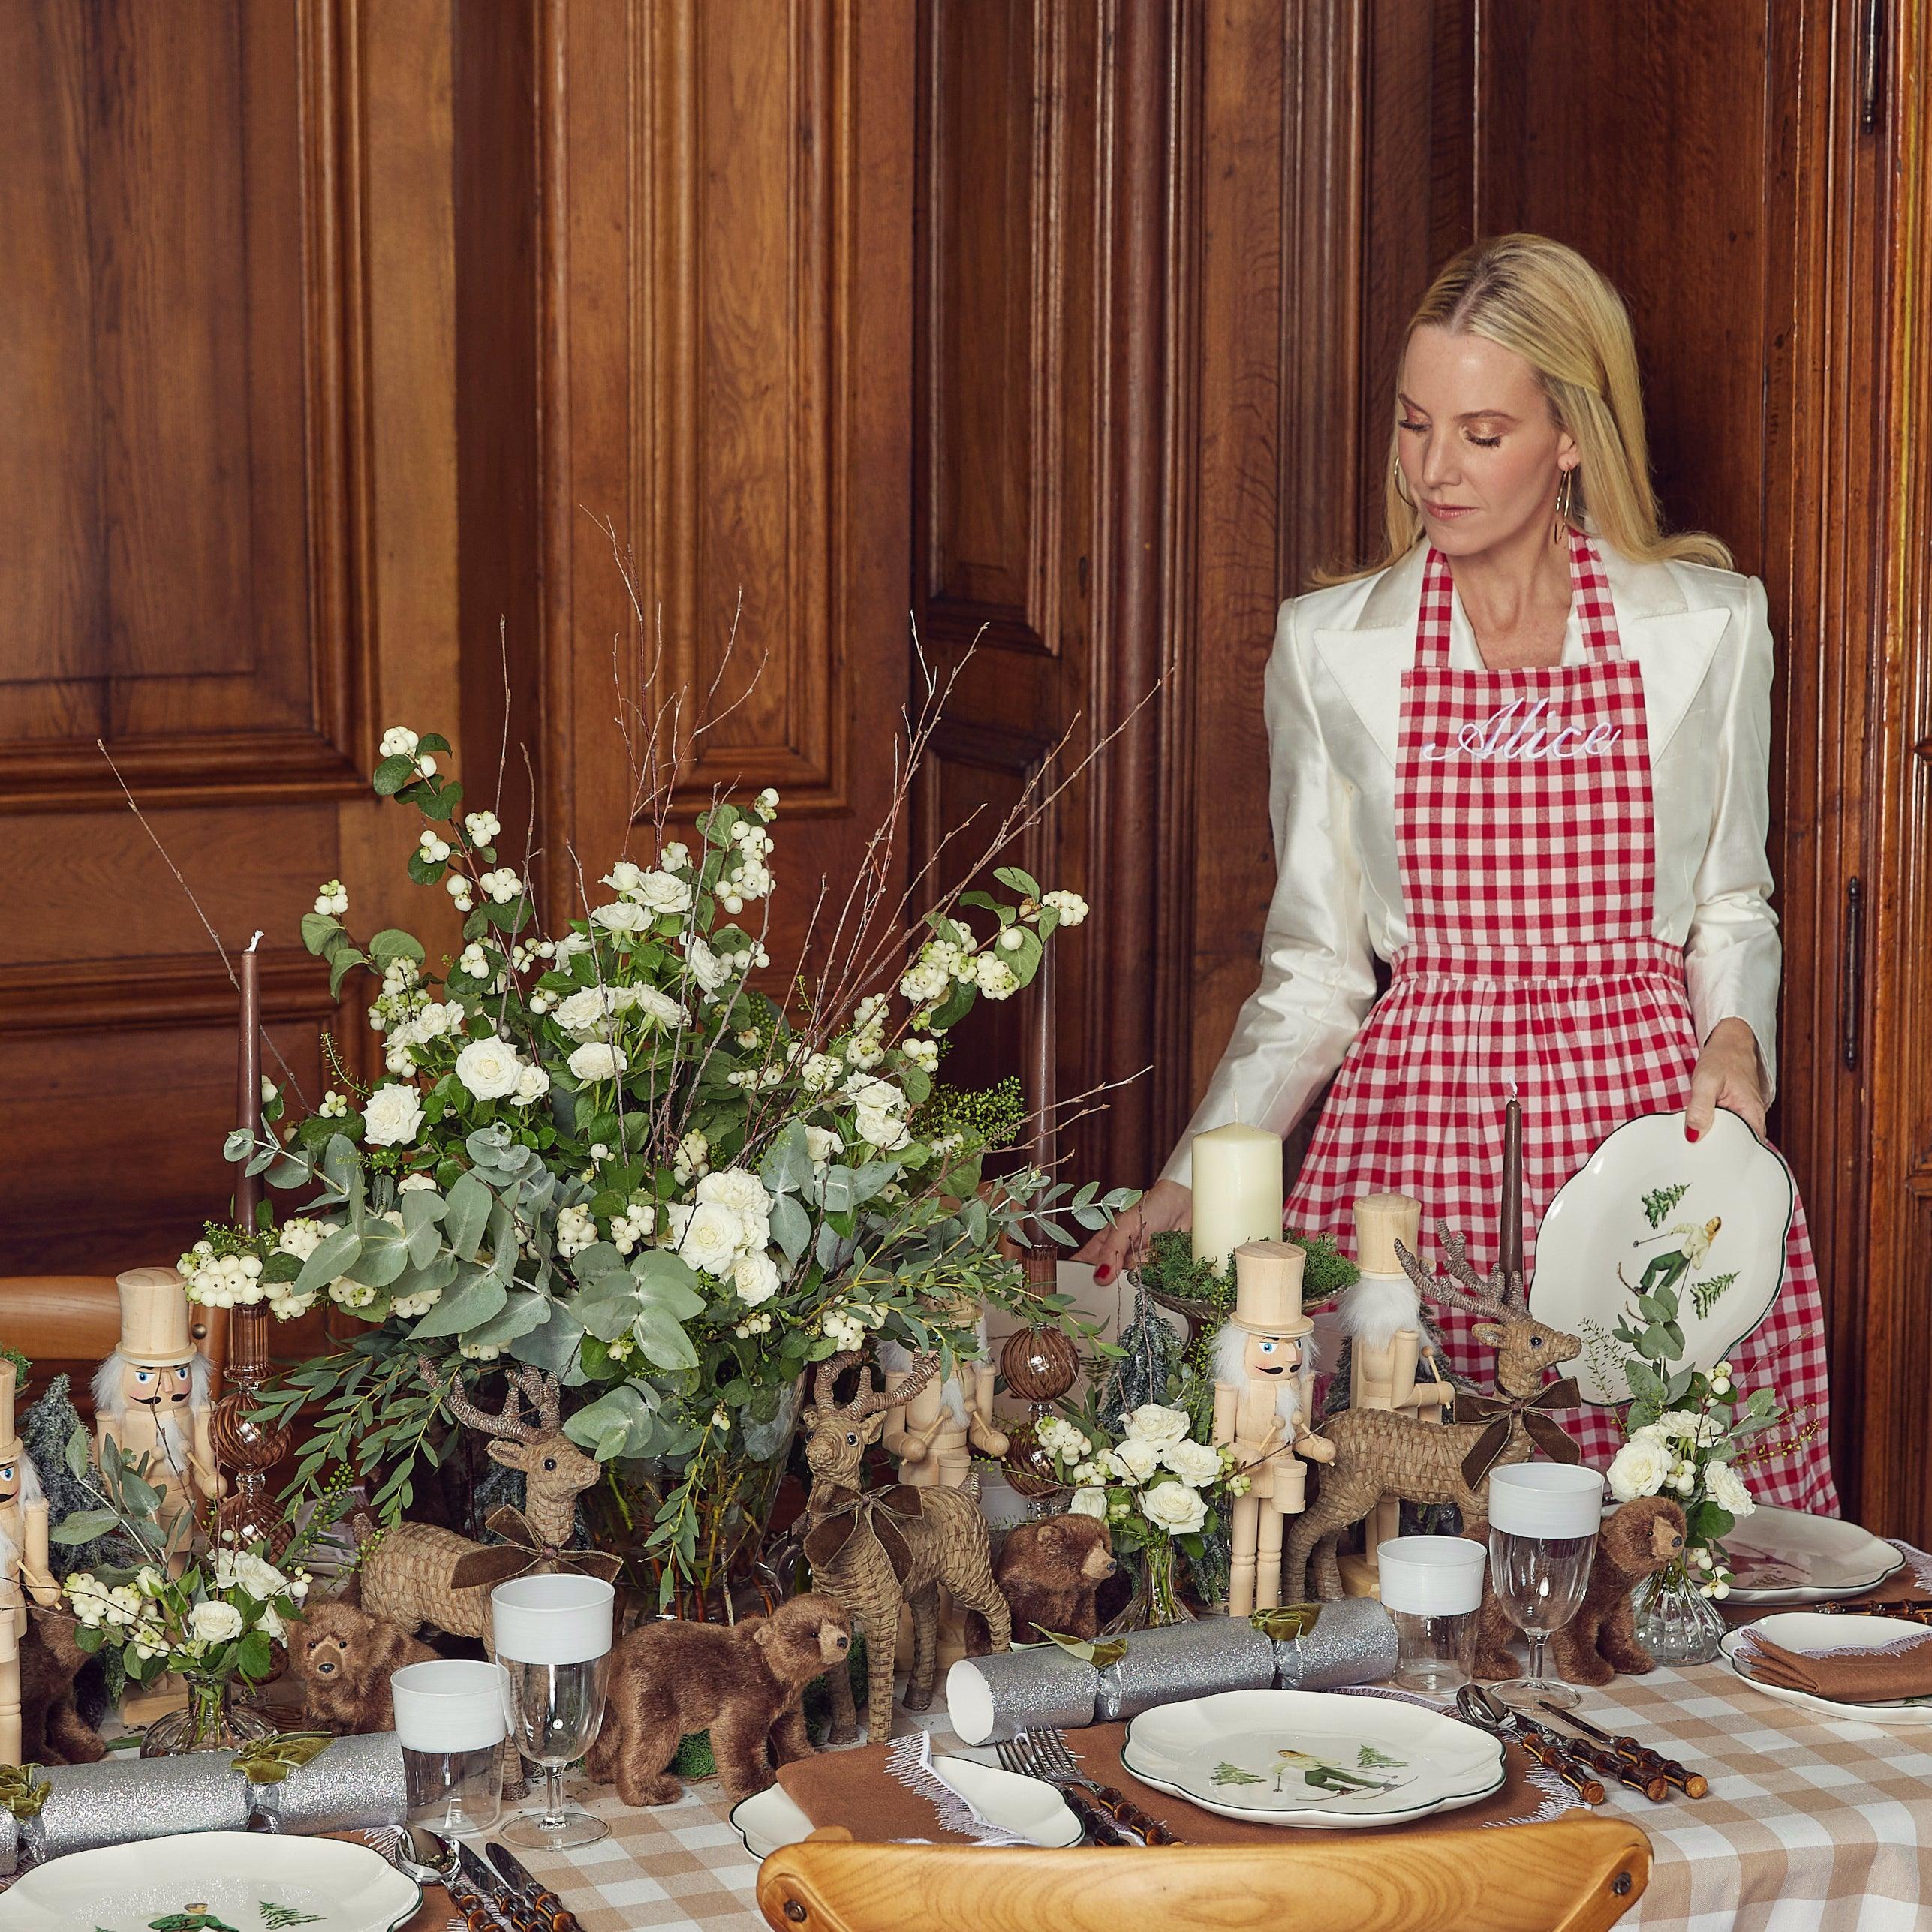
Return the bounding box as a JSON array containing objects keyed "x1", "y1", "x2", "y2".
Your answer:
[{"x1": 1310, "y1": 535, "x2": 1731, "y2": 768}]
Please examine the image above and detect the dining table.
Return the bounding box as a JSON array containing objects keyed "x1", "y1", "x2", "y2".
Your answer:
[{"x1": 510, "y1": 1618, "x2": 1932, "y2": 1932}]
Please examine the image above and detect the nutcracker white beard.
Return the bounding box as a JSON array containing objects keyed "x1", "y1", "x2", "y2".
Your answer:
[
  {"x1": 1212, "y1": 1323, "x2": 1317, "y2": 1431},
  {"x1": 1334, "y1": 1273, "x2": 1423, "y2": 1353}
]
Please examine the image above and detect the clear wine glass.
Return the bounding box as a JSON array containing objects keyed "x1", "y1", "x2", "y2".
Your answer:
[
  {"x1": 492, "y1": 1575, "x2": 615, "y2": 1849},
  {"x1": 1485, "y1": 1464, "x2": 1605, "y2": 1712}
]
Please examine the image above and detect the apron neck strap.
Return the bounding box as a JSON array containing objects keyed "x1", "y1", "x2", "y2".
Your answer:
[{"x1": 1416, "y1": 526, "x2": 1624, "y2": 667}]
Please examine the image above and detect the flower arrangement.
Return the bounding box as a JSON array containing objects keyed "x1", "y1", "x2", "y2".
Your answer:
[
  {"x1": 1604, "y1": 1263, "x2": 1780, "y2": 1602},
  {"x1": 202, "y1": 684, "x2": 1134, "y2": 1604},
  {"x1": 1027, "y1": 1402, "x2": 1241, "y2": 1625},
  {"x1": 53, "y1": 1430, "x2": 311, "y2": 1753}
]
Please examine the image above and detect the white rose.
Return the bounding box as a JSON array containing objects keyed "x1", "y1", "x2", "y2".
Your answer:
[
  {"x1": 1704, "y1": 1458, "x2": 1756, "y2": 1518},
  {"x1": 1657, "y1": 1408, "x2": 1725, "y2": 1449},
  {"x1": 687, "y1": 937, "x2": 733, "y2": 993},
  {"x1": 1160, "y1": 1437, "x2": 1223, "y2": 1487},
  {"x1": 455, "y1": 1036, "x2": 523, "y2": 1101},
  {"x1": 554, "y1": 986, "x2": 615, "y2": 1037},
  {"x1": 630, "y1": 985, "x2": 690, "y2": 1031},
  {"x1": 853, "y1": 1103, "x2": 911, "y2": 1153},
  {"x1": 1108, "y1": 1437, "x2": 1160, "y2": 1483},
  {"x1": 1139, "y1": 1481, "x2": 1208, "y2": 1536},
  {"x1": 804, "y1": 1125, "x2": 842, "y2": 1163},
  {"x1": 591, "y1": 901, "x2": 649, "y2": 934},
  {"x1": 633, "y1": 870, "x2": 694, "y2": 916},
  {"x1": 215, "y1": 1550, "x2": 289, "y2": 1602},
  {"x1": 602, "y1": 861, "x2": 645, "y2": 896},
  {"x1": 697, "y1": 1167, "x2": 772, "y2": 1223},
  {"x1": 189, "y1": 1599, "x2": 245, "y2": 1644},
  {"x1": 732, "y1": 1251, "x2": 782, "y2": 1305},
  {"x1": 1069, "y1": 1488, "x2": 1109, "y2": 1520},
  {"x1": 679, "y1": 1202, "x2": 745, "y2": 1277},
  {"x1": 513, "y1": 1063, "x2": 552, "y2": 1106},
  {"x1": 363, "y1": 1084, "x2": 424, "y2": 1147},
  {"x1": 1606, "y1": 1436, "x2": 1672, "y2": 1503},
  {"x1": 1123, "y1": 1403, "x2": 1189, "y2": 1446},
  {"x1": 568, "y1": 1042, "x2": 628, "y2": 1082}
]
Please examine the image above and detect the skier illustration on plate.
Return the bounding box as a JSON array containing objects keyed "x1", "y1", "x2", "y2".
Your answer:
[
  {"x1": 145, "y1": 1907, "x2": 242, "y2": 1932},
  {"x1": 1620, "y1": 1214, "x2": 1722, "y2": 1299}
]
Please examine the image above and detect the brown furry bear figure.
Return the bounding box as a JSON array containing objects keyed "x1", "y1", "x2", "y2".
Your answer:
[
  {"x1": 21, "y1": 1609, "x2": 106, "y2": 1765},
  {"x1": 969, "y1": 1513, "x2": 1117, "y2": 1650},
  {"x1": 290, "y1": 1598, "x2": 437, "y2": 1735},
  {"x1": 1551, "y1": 1495, "x2": 1688, "y2": 1687},
  {"x1": 585, "y1": 1593, "x2": 850, "y2": 1807}
]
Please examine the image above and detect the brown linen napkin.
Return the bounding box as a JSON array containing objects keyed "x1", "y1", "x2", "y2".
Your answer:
[
  {"x1": 1735, "y1": 1628, "x2": 1932, "y2": 1703},
  {"x1": 776, "y1": 1722, "x2": 1565, "y2": 1846}
]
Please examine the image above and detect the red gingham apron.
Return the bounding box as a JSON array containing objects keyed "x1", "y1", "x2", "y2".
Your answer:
[{"x1": 1284, "y1": 529, "x2": 1837, "y2": 1513}]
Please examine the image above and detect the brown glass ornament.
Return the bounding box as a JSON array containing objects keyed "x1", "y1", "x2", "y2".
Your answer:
[{"x1": 1000, "y1": 1321, "x2": 1079, "y2": 1405}]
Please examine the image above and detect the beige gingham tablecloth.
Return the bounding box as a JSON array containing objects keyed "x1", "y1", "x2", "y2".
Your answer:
[{"x1": 514, "y1": 1655, "x2": 1932, "y2": 1932}]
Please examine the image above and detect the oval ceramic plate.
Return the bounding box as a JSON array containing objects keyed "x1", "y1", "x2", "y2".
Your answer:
[
  {"x1": 0, "y1": 1831, "x2": 420, "y2": 1932},
  {"x1": 729, "y1": 1754, "x2": 1081, "y2": 1858},
  {"x1": 1528, "y1": 1106, "x2": 1794, "y2": 1407},
  {"x1": 1122, "y1": 1689, "x2": 1505, "y2": 1829},
  {"x1": 1720, "y1": 1506, "x2": 1906, "y2": 1605},
  {"x1": 1720, "y1": 1612, "x2": 1932, "y2": 1725}
]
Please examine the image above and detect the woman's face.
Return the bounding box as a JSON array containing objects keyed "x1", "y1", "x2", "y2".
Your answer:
[{"x1": 1395, "y1": 325, "x2": 1577, "y2": 556}]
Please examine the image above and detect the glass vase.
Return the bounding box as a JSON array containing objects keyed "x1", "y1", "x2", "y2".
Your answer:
[
  {"x1": 1101, "y1": 1542, "x2": 1196, "y2": 1635},
  {"x1": 1630, "y1": 1555, "x2": 1726, "y2": 1667},
  {"x1": 140, "y1": 1673, "x2": 275, "y2": 1757}
]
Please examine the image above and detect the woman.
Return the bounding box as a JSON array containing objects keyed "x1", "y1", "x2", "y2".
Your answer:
[{"x1": 1082, "y1": 234, "x2": 1835, "y2": 1512}]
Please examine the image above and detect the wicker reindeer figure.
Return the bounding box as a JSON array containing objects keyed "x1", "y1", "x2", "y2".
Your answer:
[
  {"x1": 359, "y1": 1363, "x2": 615, "y2": 1648},
  {"x1": 1281, "y1": 1223, "x2": 1583, "y2": 1639},
  {"x1": 799, "y1": 1350, "x2": 1010, "y2": 1744}
]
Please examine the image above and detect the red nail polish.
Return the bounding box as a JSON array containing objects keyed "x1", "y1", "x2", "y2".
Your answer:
[
  {"x1": 1095, "y1": 1265, "x2": 1112, "y2": 1283},
  {"x1": 1686, "y1": 1127, "x2": 1701, "y2": 1143}
]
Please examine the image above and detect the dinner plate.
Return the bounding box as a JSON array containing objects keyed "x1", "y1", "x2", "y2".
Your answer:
[
  {"x1": 728, "y1": 1754, "x2": 1082, "y2": 1857},
  {"x1": 1720, "y1": 1506, "x2": 1906, "y2": 1604},
  {"x1": 1720, "y1": 1612, "x2": 1932, "y2": 1725},
  {"x1": 0, "y1": 1831, "x2": 420, "y2": 1931},
  {"x1": 1528, "y1": 1106, "x2": 1795, "y2": 1407},
  {"x1": 1121, "y1": 1689, "x2": 1505, "y2": 1829}
]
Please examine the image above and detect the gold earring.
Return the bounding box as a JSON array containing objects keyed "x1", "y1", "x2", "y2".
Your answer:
[
  {"x1": 1392, "y1": 456, "x2": 1414, "y2": 508},
  {"x1": 1551, "y1": 468, "x2": 1575, "y2": 543}
]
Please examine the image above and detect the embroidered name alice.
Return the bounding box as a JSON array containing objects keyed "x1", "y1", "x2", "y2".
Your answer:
[{"x1": 1419, "y1": 696, "x2": 1621, "y2": 763}]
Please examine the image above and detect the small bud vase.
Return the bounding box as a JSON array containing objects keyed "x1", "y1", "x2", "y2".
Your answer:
[
  {"x1": 1100, "y1": 1542, "x2": 1196, "y2": 1635},
  {"x1": 1630, "y1": 1556, "x2": 1725, "y2": 1666},
  {"x1": 139, "y1": 1673, "x2": 275, "y2": 1758}
]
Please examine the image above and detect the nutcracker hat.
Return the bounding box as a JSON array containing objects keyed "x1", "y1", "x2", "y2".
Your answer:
[
  {"x1": 0, "y1": 1372, "x2": 17, "y2": 1462},
  {"x1": 1228, "y1": 1240, "x2": 1314, "y2": 1338},
  {"x1": 115, "y1": 1266, "x2": 200, "y2": 1368},
  {"x1": 1353, "y1": 1191, "x2": 1422, "y2": 1277}
]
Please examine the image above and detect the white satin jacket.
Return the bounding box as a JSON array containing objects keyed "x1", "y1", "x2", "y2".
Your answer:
[{"x1": 1160, "y1": 534, "x2": 1782, "y2": 1189}]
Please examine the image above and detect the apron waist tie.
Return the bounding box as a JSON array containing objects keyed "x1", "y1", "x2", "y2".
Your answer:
[{"x1": 1391, "y1": 936, "x2": 1684, "y2": 985}]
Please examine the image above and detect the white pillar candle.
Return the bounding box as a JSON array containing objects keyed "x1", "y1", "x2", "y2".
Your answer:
[{"x1": 1189, "y1": 1121, "x2": 1284, "y2": 1273}]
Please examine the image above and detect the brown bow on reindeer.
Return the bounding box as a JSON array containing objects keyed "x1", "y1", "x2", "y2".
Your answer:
[
  {"x1": 448, "y1": 1505, "x2": 625, "y2": 1592},
  {"x1": 1451, "y1": 1380, "x2": 1583, "y2": 1487}
]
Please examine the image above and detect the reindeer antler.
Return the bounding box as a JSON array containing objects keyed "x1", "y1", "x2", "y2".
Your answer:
[
  {"x1": 420, "y1": 1357, "x2": 542, "y2": 1444},
  {"x1": 1394, "y1": 1223, "x2": 1511, "y2": 1322},
  {"x1": 507, "y1": 1365, "x2": 563, "y2": 1434},
  {"x1": 813, "y1": 1350, "x2": 865, "y2": 1413},
  {"x1": 868, "y1": 1349, "x2": 940, "y2": 1418}
]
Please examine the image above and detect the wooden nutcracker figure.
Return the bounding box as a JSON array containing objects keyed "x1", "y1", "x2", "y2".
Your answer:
[
  {"x1": 1335, "y1": 1192, "x2": 1453, "y2": 1593},
  {"x1": 0, "y1": 1371, "x2": 60, "y2": 1765},
  {"x1": 1212, "y1": 1241, "x2": 1335, "y2": 1615},
  {"x1": 93, "y1": 1267, "x2": 218, "y2": 1545}
]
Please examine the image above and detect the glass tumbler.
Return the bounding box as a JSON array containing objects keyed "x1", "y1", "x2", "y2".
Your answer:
[
  {"x1": 492, "y1": 1574, "x2": 615, "y2": 1850},
  {"x1": 390, "y1": 1658, "x2": 507, "y2": 1836},
  {"x1": 1377, "y1": 1535, "x2": 1488, "y2": 1696},
  {"x1": 1486, "y1": 1463, "x2": 1606, "y2": 1711}
]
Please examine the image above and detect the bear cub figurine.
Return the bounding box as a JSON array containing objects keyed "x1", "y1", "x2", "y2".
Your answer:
[
  {"x1": 971, "y1": 1512, "x2": 1116, "y2": 1648},
  {"x1": 1550, "y1": 1495, "x2": 1689, "y2": 1687},
  {"x1": 290, "y1": 1598, "x2": 436, "y2": 1735},
  {"x1": 587, "y1": 1593, "x2": 851, "y2": 1806}
]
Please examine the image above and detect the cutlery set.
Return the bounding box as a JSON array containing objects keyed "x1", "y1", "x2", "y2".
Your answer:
[
  {"x1": 387, "y1": 1822, "x2": 581, "y2": 1929},
  {"x1": 995, "y1": 1731, "x2": 1183, "y2": 1846},
  {"x1": 1453, "y1": 1683, "x2": 1708, "y2": 1807}
]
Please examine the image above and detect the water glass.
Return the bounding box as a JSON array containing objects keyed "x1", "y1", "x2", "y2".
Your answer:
[
  {"x1": 390, "y1": 1658, "x2": 507, "y2": 1836},
  {"x1": 1486, "y1": 1464, "x2": 1605, "y2": 1711},
  {"x1": 1377, "y1": 1535, "x2": 1488, "y2": 1696},
  {"x1": 492, "y1": 1574, "x2": 615, "y2": 1849}
]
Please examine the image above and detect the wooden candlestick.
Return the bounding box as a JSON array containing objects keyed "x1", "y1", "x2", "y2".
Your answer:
[
  {"x1": 214, "y1": 934, "x2": 291, "y2": 1555},
  {"x1": 1499, "y1": 1095, "x2": 1524, "y2": 1281}
]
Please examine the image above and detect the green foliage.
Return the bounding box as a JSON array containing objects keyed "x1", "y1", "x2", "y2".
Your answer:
[{"x1": 1640, "y1": 1183, "x2": 1690, "y2": 1229}]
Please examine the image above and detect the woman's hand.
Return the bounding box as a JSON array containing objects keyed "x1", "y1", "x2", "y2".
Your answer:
[
  {"x1": 1685, "y1": 1017, "x2": 1767, "y2": 1141},
  {"x1": 1074, "y1": 1178, "x2": 1193, "y2": 1284}
]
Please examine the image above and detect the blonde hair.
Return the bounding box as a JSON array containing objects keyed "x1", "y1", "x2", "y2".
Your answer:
[{"x1": 1317, "y1": 234, "x2": 1732, "y2": 585}]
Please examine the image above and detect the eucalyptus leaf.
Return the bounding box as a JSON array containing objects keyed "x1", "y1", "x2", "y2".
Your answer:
[
  {"x1": 353, "y1": 1231, "x2": 410, "y2": 1290},
  {"x1": 223, "y1": 1130, "x2": 255, "y2": 1163},
  {"x1": 570, "y1": 1287, "x2": 640, "y2": 1344},
  {"x1": 563, "y1": 1385, "x2": 658, "y2": 1462},
  {"x1": 442, "y1": 1173, "x2": 492, "y2": 1262},
  {"x1": 50, "y1": 1510, "x2": 120, "y2": 1545},
  {"x1": 408, "y1": 1271, "x2": 508, "y2": 1339},
  {"x1": 629, "y1": 1249, "x2": 705, "y2": 1317},
  {"x1": 820, "y1": 1166, "x2": 859, "y2": 1214},
  {"x1": 512, "y1": 1305, "x2": 585, "y2": 1374},
  {"x1": 769, "y1": 1193, "x2": 811, "y2": 1265},
  {"x1": 760, "y1": 1121, "x2": 814, "y2": 1199},
  {"x1": 630, "y1": 1302, "x2": 698, "y2": 1372},
  {"x1": 293, "y1": 1226, "x2": 363, "y2": 1296},
  {"x1": 463, "y1": 1291, "x2": 553, "y2": 1349}
]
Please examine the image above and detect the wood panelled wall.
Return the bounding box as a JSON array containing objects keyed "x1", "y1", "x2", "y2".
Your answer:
[{"x1": 0, "y1": 0, "x2": 462, "y2": 1288}]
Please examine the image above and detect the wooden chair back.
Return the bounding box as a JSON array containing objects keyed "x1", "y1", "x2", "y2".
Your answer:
[
  {"x1": 757, "y1": 1816, "x2": 1651, "y2": 1932},
  {"x1": 0, "y1": 1274, "x2": 229, "y2": 1412}
]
